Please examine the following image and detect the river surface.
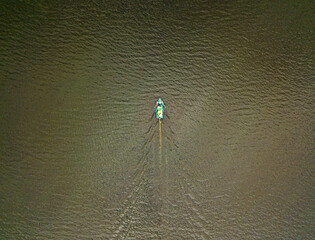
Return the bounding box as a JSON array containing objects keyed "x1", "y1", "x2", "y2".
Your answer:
[{"x1": 0, "y1": 1, "x2": 314, "y2": 239}]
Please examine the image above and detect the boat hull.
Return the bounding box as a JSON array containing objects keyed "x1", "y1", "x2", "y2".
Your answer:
[{"x1": 155, "y1": 98, "x2": 165, "y2": 120}]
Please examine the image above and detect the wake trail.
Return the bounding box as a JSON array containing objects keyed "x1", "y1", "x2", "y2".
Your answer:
[{"x1": 159, "y1": 120, "x2": 162, "y2": 155}]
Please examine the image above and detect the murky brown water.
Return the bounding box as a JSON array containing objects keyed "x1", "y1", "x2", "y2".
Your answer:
[{"x1": 1, "y1": 1, "x2": 314, "y2": 239}]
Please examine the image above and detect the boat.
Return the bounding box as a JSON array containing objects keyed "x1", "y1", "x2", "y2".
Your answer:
[{"x1": 155, "y1": 98, "x2": 165, "y2": 120}]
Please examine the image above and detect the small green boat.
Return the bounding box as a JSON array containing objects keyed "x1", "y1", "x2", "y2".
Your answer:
[{"x1": 155, "y1": 98, "x2": 165, "y2": 120}]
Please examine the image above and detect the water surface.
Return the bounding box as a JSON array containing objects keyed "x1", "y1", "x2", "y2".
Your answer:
[{"x1": 0, "y1": 1, "x2": 314, "y2": 239}]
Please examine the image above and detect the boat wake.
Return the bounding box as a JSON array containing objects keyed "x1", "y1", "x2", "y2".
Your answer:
[{"x1": 159, "y1": 120, "x2": 162, "y2": 155}]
